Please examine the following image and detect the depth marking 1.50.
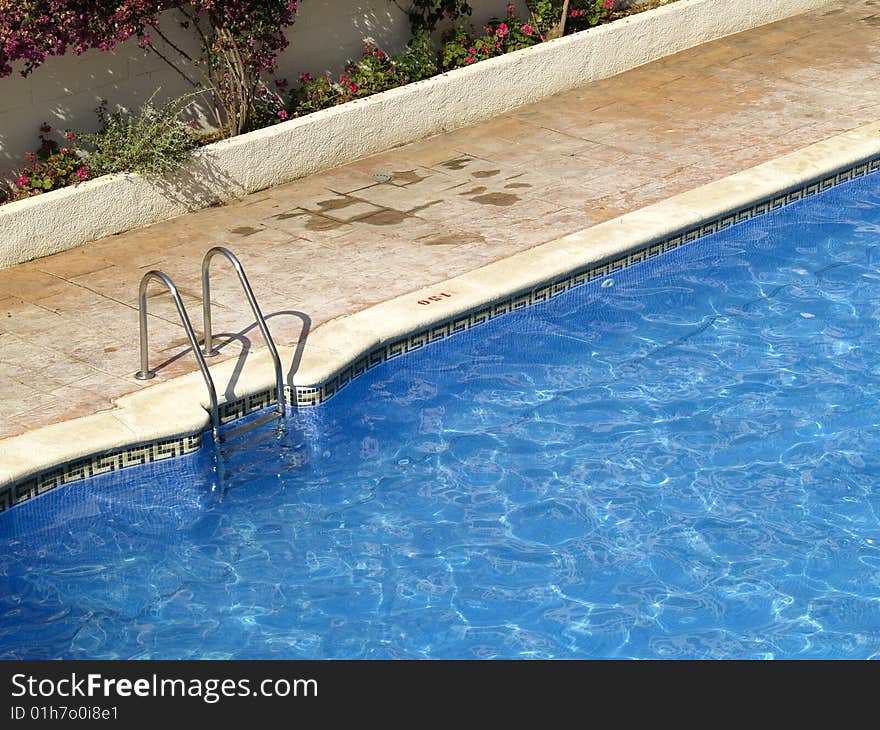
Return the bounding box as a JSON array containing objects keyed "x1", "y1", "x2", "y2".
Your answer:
[{"x1": 417, "y1": 292, "x2": 453, "y2": 305}]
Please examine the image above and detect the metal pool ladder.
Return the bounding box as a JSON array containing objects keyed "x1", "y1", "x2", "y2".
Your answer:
[
  {"x1": 135, "y1": 270, "x2": 221, "y2": 442},
  {"x1": 134, "y1": 248, "x2": 286, "y2": 445},
  {"x1": 201, "y1": 247, "x2": 286, "y2": 417}
]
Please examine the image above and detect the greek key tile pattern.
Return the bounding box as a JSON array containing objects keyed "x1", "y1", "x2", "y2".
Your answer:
[
  {"x1": 218, "y1": 387, "x2": 278, "y2": 424},
  {"x1": 3, "y1": 158, "x2": 879, "y2": 511},
  {"x1": 0, "y1": 434, "x2": 202, "y2": 513}
]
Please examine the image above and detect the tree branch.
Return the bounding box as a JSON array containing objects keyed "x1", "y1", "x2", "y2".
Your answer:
[{"x1": 145, "y1": 42, "x2": 199, "y2": 87}]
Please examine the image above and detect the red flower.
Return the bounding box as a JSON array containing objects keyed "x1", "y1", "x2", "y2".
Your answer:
[{"x1": 16, "y1": 175, "x2": 29, "y2": 187}]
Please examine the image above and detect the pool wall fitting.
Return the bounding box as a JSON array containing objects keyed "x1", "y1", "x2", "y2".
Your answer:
[{"x1": 2, "y1": 119, "x2": 880, "y2": 512}]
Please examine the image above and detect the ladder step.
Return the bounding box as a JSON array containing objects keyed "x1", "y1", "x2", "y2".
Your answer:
[{"x1": 221, "y1": 410, "x2": 283, "y2": 444}]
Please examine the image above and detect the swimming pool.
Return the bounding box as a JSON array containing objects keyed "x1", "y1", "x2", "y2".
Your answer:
[{"x1": 3, "y1": 170, "x2": 880, "y2": 659}]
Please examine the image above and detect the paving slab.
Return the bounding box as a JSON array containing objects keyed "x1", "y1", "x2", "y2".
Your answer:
[{"x1": 1, "y1": 0, "x2": 879, "y2": 438}]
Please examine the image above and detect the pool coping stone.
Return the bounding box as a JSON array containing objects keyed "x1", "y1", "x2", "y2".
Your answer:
[{"x1": 2, "y1": 119, "x2": 880, "y2": 510}]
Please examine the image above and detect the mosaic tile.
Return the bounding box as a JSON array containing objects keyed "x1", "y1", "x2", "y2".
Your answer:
[{"x1": 2, "y1": 434, "x2": 201, "y2": 512}]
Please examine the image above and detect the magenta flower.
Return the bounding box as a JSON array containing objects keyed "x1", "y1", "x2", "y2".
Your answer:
[
  {"x1": 75, "y1": 167, "x2": 88, "y2": 181},
  {"x1": 521, "y1": 24, "x2": 534, "y2": 36},
  {"x1": 16, "y1": 175, "x2": 29, "y2": 187},
  {"x1": 496, "y1": 23, "x2": 509, "y2": 39},
  {"x1": 277, "y1": 109, "x2": 289, "y2": 120}
]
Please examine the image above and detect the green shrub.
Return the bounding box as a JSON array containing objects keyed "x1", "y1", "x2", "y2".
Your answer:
[
  {"x1": 407, "y1": 1, "x2": 472, "y2": 33},
  {"x1": 440, "y1": 9, "x2": 539, "y2": 71},
  {"x1": 396, "y1": 29, "x2": 438, "y2": 83},
  {"x1": 289, "y1": 42, "x2": 414, "y2": 118},
  {"x1": 80, "y1": 92, "x2": 197, "y2": 178},
  {"x1": 1, "y1": 124, "x2": 88, "y2": 204}
]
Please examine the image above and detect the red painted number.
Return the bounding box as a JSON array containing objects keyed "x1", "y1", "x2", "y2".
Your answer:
[{"x1": 418, "y1": 292, "x2": 453, "y2": 306}]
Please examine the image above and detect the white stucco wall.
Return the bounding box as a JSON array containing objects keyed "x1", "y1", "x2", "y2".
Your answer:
[
  {"x1": 0, "y1": 0, "x2": 528, "y2": 177},
  {"x1": 0, "y1": 0, "x2": 838, "y2": 270}
]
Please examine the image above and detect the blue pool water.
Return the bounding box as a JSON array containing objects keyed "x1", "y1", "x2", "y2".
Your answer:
[{"x1": 4, "y1": 172, "x2": 880, "y2": 659}]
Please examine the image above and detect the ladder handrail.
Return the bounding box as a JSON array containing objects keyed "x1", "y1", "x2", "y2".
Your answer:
[
  {"x1": 201, "y1": 246, "x2": 287, "y2": 416},
  {"x1": 135, "y1": 270, "x2": 221, "y2": 442}
]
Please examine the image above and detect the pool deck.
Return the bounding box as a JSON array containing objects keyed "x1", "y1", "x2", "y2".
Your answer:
[{"x1": 1, "y1": 0, "x2": 880, "y2": 440}]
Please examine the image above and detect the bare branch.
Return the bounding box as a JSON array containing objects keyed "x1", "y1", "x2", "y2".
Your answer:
[
  {"x1": 152, "y1": 25, "x2": 196, "y2": 66},
  {"x1": 145, "y1": 42, "x2": 199, "y2": 87}
]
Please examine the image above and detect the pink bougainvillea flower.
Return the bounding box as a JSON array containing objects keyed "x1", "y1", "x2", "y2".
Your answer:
[
  {"x1": 496, "y1": 23, "x2": 509, "y2": 39},
  {"x1": 349, "y1": 83, "x2": 359, "y2": 93},
  {"x1": 468, "y1": 47, "x2": 476, "y2": 54},
  {"x1": 465, "y1": 56, "x2": 475, "y2": 64},
  {"x1": 604, "y1": 0, "x2": 615, "y2": 8},
  {"x1": 521, "y1": 24, "x2": 534, "y2": 36},
  {"x1": 75, "y1": 167, "x2": 88, "y2": 181},
  {"x1": 16, "y1": 175, "x2": 29, "y2": 187},
  {"x1": 277, "y1": 109, "x2": 289, "y2": 120}
]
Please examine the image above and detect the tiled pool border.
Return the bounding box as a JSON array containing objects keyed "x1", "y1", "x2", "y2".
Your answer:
[
  {"x1": 291, "y1": 157, "x2": 880, "y2": 408},
  {"x1": 3, "y1": 126, "x2": 880, "y2": 512}
]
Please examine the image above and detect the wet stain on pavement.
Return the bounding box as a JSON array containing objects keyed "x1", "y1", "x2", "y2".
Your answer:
[
  {"x1": 304, "y1": 215, "x2": 346, "y2": 231},
  {"x1": 440, "y1": 156, "x2": 473, "y2": 171},
  {"x1": 229, "y1": 226, "x2": 262, "y2": 236},
  {"x1": 471, "y1": 192, "x2": 519, "y2": 206},
  {"x1": 273, "y1": 210, "x2": 305, "y2": 220},
  {"x1": 390, "y1": 170, "x2": 427, "y2": 185},
  {"x1": 313, "y1": 196, "x2": 357, "y2": 212},
  {"x1": 360, "y1": 210, "x2": 410, "y2": 226}
]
